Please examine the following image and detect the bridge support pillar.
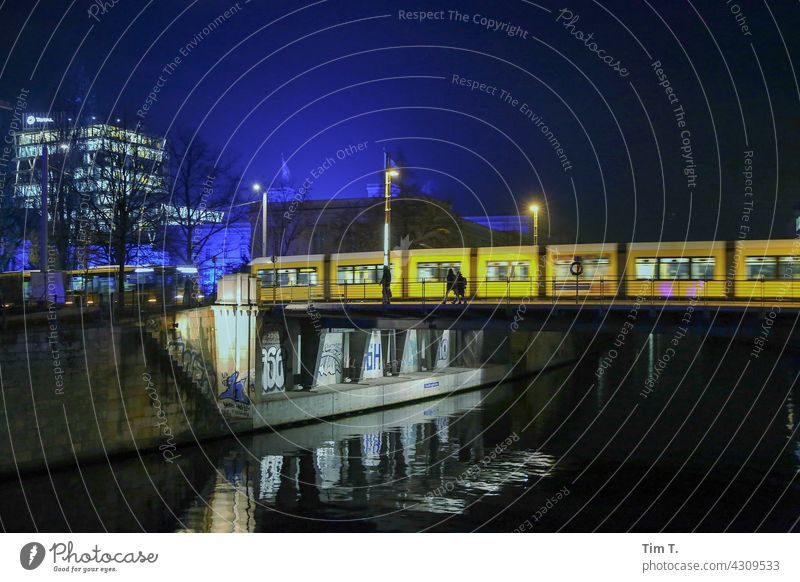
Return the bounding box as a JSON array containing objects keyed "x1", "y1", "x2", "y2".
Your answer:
[
  {"x1": 314, "y1": 330, "x2": 346, "y2": 387},
  {"x1": 434, "y1": 329, "x2": 453, "y2": 369},
  {"x1": 399, "y1": 329, "x2": 421, "y2": 373}
]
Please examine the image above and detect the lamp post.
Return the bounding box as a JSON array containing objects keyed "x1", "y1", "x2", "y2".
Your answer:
[
  {"x1": 253, "y1": 183, "x2": 266, "y2": 258},
  {"x1": 529, "y1": 203, "x2": 539, "y2": 246},
  {"x1": 383, "y1": 152, "x2": 399, "y2": 267}
]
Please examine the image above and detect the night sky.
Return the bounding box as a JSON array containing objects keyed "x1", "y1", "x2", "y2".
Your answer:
[{"x1": 2, "y1": 0, "x2": 799, "y2": 244}]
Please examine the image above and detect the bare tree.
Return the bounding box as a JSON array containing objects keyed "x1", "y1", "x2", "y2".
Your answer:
[
  {"x1": 162, "y1": 128, "x2": 242, "y2": 270},
  {"x1": 83, "y1": 123, "x2": 167, "y2": 309}
]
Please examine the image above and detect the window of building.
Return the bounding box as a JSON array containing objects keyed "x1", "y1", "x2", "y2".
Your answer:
[
  {"x1": 258, "y1": 267, "x2": 317, "y2": 287},
  {"x1": 746, "y1": 256, "x2": 777, "y2": 280},
  {"x1": 417, "y1": 262, "x2": 461, "y2": 282}
]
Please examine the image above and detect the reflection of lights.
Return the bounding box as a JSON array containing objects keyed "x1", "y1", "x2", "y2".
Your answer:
[
  {"x1": 147, "y1": 298, "x2": 157, "y2": 303},
  {"x1": 177, "y1": 266, "x2": 198, "y2": 274},
  {"x1": 259, "y1": 455, "x2": 283, "y2": 501},
  {"x1": 175, "y1": 294, "x2": 183, "y2": 301},
  {"x1": 134, "y1": 267, "x2": 154, "y2": 273},
  {"x1": 87, "y1": 300, "x2": 94, "y2": 305}
]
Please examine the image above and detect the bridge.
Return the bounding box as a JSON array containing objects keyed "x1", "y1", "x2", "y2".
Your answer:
[{"x1": 270, "y1": 298, "x2": 800, "y2": 342}]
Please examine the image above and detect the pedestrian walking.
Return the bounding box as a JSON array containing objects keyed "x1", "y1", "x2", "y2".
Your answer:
[
  {"x1": 444, "y1": 268, "x2": 456, "y2": 303},
  {"x1": 455, "y1": 272, "x2": 467, "y2": 304},
  {"x1": 380, "y1": 264, "x2": 392, "y2": 305}
]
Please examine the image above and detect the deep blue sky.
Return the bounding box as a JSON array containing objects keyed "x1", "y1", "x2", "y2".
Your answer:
[{"x1": 2, "y1": 0, "x2": 799, "y2": 244}]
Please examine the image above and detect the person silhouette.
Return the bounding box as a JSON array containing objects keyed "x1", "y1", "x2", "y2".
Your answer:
[
  {"x1": 444, "y1": 268, "x2": 456, "y2": 303},
  {"x1": 380, "y1": 264, "x2": 392, "y2": 305}
]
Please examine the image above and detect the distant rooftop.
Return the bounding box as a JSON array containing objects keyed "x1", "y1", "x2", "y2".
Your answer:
[{"x1": 463, "y1": 215, "x2": 530, "y2": 234}]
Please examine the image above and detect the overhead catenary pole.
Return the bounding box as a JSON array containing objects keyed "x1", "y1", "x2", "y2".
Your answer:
[
  {"x1": 262, "y1": 187, "x2": 267, "y2": 258},
  {"x1": 383, "y1": 149, "x2": 391, "y2": 267}
]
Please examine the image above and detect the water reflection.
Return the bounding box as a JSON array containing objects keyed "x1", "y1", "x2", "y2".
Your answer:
[{"x1": 1, "y1": 335, "x2": 799, "y2": 532}]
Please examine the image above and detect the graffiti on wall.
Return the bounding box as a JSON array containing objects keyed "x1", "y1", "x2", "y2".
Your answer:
[
  {"x1": 261, "y1": 331, "x2": 286, "y2": 393},
  {"x1": 319, "y1": 343, "x2": 342, "y2": 377},
  {"x1": 167, "y1": 337, "x2": 216, "y2": 397},
  {"x1": 217, "y1": 370, "x2": 251, "y2": 419}
]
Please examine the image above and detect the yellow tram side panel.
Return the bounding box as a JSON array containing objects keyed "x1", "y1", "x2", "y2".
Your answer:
[
  {"x1": 545, "y1": 243, "x2": 620, "y2": 297},
  {"x1": 474, "y1": 245, "x2": 539, "y2": 299},
  {"x1": 733, "y1": 239, "x2": 800, "y2": 300},
  {"x1": 625, "y1": 241, "x2": 726, "y2": 298},
  {"x1": 68, "y1": 265, "x2": 166, "y2": 306},
  {"x1": 252, "y1": 254, "x2": 326, "y2": 302},
  {"x1": 405, "y1": 247, "x2": 472, "y2": 301},
  {"x1": 328, "y1": 250, "x2": 402, "y2": 301}
]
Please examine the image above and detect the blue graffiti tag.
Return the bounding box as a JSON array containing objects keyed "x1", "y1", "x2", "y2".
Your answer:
[{"x1": 218, "y1": 371, "x2": 251, "y2": 405}]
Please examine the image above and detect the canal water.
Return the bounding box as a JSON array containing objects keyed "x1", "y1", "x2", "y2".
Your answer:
[{"x1": 1, "y1": 333, "x2": 798, "y2": 532}]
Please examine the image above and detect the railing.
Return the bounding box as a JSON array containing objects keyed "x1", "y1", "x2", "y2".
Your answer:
[{"x1": 255, "y1": 276, "x2": 800, "y2": 306}]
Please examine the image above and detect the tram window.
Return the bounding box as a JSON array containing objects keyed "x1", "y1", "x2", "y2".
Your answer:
[
  {"x1": 779, "y1": 256, "x2": 800, "y2": 279},
  {"x1": 659, "y1": 257, "x2": 690, "y2": 279},
  {"x1": 297, "y1": 268, "x2": 317, "y2": 286},
  {"x1": 555, "y1": 257, "x2": 608, "y2": 278},
  {"x1": 258, "y1": 267, "x2": 317, "y2": 287},
  {"x1": 635, "y1": 258, "x2": 656, "y2": 279},
  {"x1": 487, "y1": 261, "x2": 530, "y2": 281},
  {"x1": 746, "y1": 257, "x2": 777, "y2": 279},
  {"x1": 487, "y1": 261, "x2": 508, "y2": 281},
  {"x1": 70, "y1": 276, "x2": 85, "y2": 292},
  {"x1": 582, "y1": 258, "x2": 609, "y2": 278},
  {"x1": 337, "y1": 264, "x2": 383, "y2": 284},
  {"x1": 417, "y1": 262, "x2": 461, "y2": 282},
  {"x1": 553, "y1": 260, "x2": 573, "y2": 278},
  {"x1": 690, "y1": 257, "x2": 715, "y2": 279}
]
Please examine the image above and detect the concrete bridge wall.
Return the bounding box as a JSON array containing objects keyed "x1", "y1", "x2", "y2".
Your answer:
[{"x1": 0, "y1": 305, "x2": 589, "y2": 475}]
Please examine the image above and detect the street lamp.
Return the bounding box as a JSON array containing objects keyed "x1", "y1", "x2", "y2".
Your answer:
[
  {"x1": 529, "y1": 203, "x2": 539, "y2": 246},
  {"x1": 253, "y1": 183, "x2": 266, "y2": 258},
  {"x1": 383, "y1": 153, "x2": 399, "y2": 267}
]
